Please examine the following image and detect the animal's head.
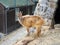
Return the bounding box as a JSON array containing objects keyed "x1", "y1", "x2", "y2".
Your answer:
[{"x1": 18, "y1": 11, "x2": 22, "y2": 18}]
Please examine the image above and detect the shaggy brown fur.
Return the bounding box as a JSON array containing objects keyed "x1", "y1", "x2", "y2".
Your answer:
[{"x1": 18, "y1": 12, "x2": 44, "y2": 37}]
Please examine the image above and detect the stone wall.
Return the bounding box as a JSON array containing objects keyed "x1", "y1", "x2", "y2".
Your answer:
[{"x1": 34, "y1": 0, "x2": 58, "y2": 29}]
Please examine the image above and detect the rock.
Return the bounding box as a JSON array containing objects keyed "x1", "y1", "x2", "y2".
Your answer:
[
  {"x1": 54, "y1": 24, "x2": 60, "y2": 29},
  {"x1": 34, "y1": 0, "x2": 58, "y2": 29},
  {"x1": 13, "y1": 36, "x2": 34, "y2": 45}
]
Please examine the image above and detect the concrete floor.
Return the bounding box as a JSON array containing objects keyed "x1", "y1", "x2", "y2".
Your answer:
[
  {"x1": 0, "y1": 24, "x2": 60, "y2": 45},
  {"x1": 0, "y1": 27, "x2": 27, "y2": 45}
]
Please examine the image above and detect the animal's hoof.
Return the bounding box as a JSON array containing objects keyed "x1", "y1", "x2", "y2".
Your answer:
[
  {"x1": 34, "y1": 34, "x2": 41, "y2": 39},
  {"x1": 26, "y1": 34, "x2": 30, "y2": 36}
]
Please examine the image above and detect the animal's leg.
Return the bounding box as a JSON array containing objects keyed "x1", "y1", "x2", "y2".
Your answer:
[
  {"x1": 50, "y1": 18, "x2": 55, "y2": 29},
  {"x1": 35, "y1": 27, "x2": 41, "y2": 37},
  {"x1": 37, "y1": 27, "x2": 41, "y2": 37},
  {"x1": 26, "y1": 28, "x2": 30, "y2": 36}
]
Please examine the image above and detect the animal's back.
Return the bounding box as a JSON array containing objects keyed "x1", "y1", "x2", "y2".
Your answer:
[{"x1": 21, "y1": 15, "x2": 44, "y2": 28}]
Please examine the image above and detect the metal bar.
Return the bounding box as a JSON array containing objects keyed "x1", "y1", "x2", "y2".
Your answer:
[{"x1": 4, "y1": 8, "x2": 8, "y2": 34}]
